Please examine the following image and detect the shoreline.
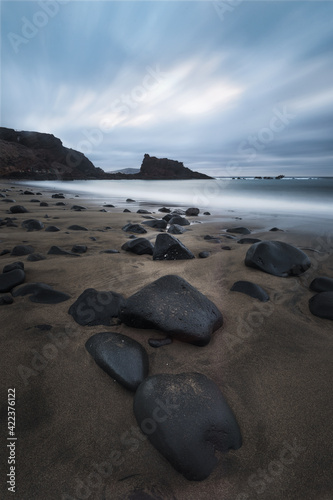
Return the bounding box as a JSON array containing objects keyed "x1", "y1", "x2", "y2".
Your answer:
[{"x1": 0, "y1": 180, "x2": 332, "y2": 499}]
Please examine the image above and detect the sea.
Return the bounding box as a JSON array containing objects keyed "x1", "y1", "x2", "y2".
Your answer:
[{"x1": 19, "y1": 177, "x2": 333, "y2": 221}]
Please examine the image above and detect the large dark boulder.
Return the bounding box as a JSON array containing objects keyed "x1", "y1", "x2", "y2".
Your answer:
[
  {"x1": 0, "y1": 269, "x2": 25, "y2": 293},
  {"x1": 167, "y1": 224, "x2": 186, "y2": 235},
  {"x1": 133, "y1": 372, "x2": 242, "y2": 480},
  {"x1": 230, "y1": 281, "x2": 269, "y2": 302},
  {"x1": 153, "y1": 233, "x2": 194, "y2": 260},
  {"x1": 69, "y1": 288, "x2": 125, "y2": 326},
  {"x1": 121, "y1": 238, "x2": 154, "y2": 256},
  {"x1": 85, "y1": 332, "x2": 149, "y2": 391},
  {"x1": 309, "y1": 292, "x2": 333, "y2": 320},
  {"x1": 11, "y1": 245, "x2": 34, "y2": 256},
  {"x1": 168, "y1": 216, "x2": 190, "y2": 226},
  {"x1": 119, "y1": 275, "x2": 223, "y2": 346},
  {"x1": 310, "y1": 277, "x2": 333, "y2": 293},
  {"x1": 245, "y1": 241, "x2": 311, "y2": 277},
  {"x1": 9, "y1": 205, "x2": 28, "y2": 214},
  {"x1": 185, "y1": 207, "x2": 200, "y2": 216}
]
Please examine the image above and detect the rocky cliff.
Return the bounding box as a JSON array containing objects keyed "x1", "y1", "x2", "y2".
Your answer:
[
  {"x1": 0, "y1": 128, "x2": 212, "y2": 180},
  {"x1": 0, "y1": 127, "x2": 106, "y2": 180}
]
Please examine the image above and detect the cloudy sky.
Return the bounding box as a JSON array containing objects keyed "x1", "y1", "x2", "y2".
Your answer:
[{"x1": 1, "y1": 1, "x2": 333, "y2": 176}]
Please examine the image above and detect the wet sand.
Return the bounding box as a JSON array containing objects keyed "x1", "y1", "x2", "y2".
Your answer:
[{"x1": 0, "y1": 181, "x2": 332, "y2": 500}]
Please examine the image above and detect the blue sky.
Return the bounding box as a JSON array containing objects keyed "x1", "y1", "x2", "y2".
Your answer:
[{"x1": 1, "y1": 1, "x2": 333, "y2": 176}]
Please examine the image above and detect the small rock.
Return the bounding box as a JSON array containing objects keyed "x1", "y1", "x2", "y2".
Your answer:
[
  {"x1": 148, "y1": 337, "x2": 172, "y2": 348},
  {"x1": 0, "y1": 269, "x2": 25, "y2": 293},
  {"x1": 203, "y1": 212, "x2": 211, "y2": 215},
  {"x1": 9, "y1": 205, "x2": 28, "y2": 214},
  {"x1": 0, "y1": 294, "x2": 14, "y2": 305},
  {"x1": 185, "y1": 207, "x2": 199, "y2": 216},
  {"x1": 126, "y1": 198, "x2": 136, "y2": 202},
  {"x1": 309, "y1": 292, "x2": 333, "y2": 320},
  {"x1": 27, "y1": 253, "x2": 46, "y2": 262},
  {"x1": 47, "y1": 246, "x2": 80, "y2": 256},
  {"x1": 137, "y1": 209, "x2": 151, "y2": 214},
  {"x1": 199, "y1": 251, "x2": 210, "y2": 258},
  {"x1": 142, "y1": 219, "x2": 167, "y2": 229},
  {"x1": 11, "y1": 245, "x2": 34, "y2": 256},
  {"x1": 158, "y1": 207, "x2": 171, "y2": 213},
  {"x1": 121, "y1": 238, "x2": 154, "y2": 255},
  {"x1": 269, "y1": 227, "x2": 283, "y2": 232},
  {"x1": 100, "y1": 249, "x2": 119, "y2": 254},
  {"x1": 55, "y1": 202, "x2": 66, "y2": 206},
  {"x1": 237, "y1": 238, "x2": 261, "y2": 244},
  {"x1": 40, "y1": 202, "x2": 49, "y2": 207},
  {"x1": 0, "y1": 249, "x2": 11, "y2": 256},
  {"x1": 226, "y1": 227, "x2": 251, "y2": 234},
  {"x1": 230, "y1": 281, "x2": 269, "y2": 302},
  {"x1": 22, "y1": 219, "x2": 44, "y2": 231},
  {"x1": 123, "y1": 209, "x2": 131, "y2": 213},
  {"x1": 221, "y1": 246, "x2": 231, "y2": 250},
  {"x1": 45, "y1": 226, "x2": 60, "y2": 232},
  {"x1": 52, "y1": 193, "x2": 65, "y2": 199},
  {"x1": 71, "y1": 245, "x2": 87, "y2": 253},
  {"x1": 85, "y1": 332, "x2": 149, "y2": 391},
  {"x1": 67, "y1": 225, "x2": 88, "y2": 231},
  {"x1": 122, "y1": 223, "x2": 147, "y2": 234},
  {"x1": 71, "y1": 205, "x2": 87, "y2": 210},
  {"x1": 168, "y1": 216, "x2": 190, "y2": 226},
  {"x1": 309, "y1": 277, "x2": 333, "y2": 293},
  {"x1": 30, "y1": 199, "x2": 40, "y2": 203},
  {"x1": 12, "y1": 283, "x2": 70, "y2": 303},
  {"x1": 167, "y1": 224, "x2": 186, "y2": 235},
  {"x1": 3, "y1": 261, "x2": 24, "y2": 273},
  {"x1": 23, "y1": 190, "x2": 34, "y2": 195}
]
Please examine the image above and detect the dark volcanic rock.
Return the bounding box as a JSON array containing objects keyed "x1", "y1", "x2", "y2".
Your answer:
[
  {"x1": 168, "y1": 216, "x2": 190, "y2": 226},
  {"x1": 230, "y1": 280, "x2": 269, "y2": 302},
  {"x1": 122, "y1": 223, "x2": 147, "y2": 234},
  {"x1": 11, "y1": 245, "x2": 34, "y2": 256},
  {"x1": 269, "y1": 227, "x2": 283, "y2": 232},
  {"x1": 119, "y1": 275, "x2": 223, "y2": 345},
  {"x1": 310, "y1": 277, "x2": 333, "y2": 293},
  {"x1": 133, "y1": 372, "x2": 242, "y2": 480},
  {"x1": 85, "y1": 331, "x2": 149, "y2": 391},
  {"x1": 245, "y1": 241, "x2": 311, "y2": 277},
  {"x1": 237, "y1": 238, "x2": 261, "y2": 245},
  {"x1": 52, "y1": 193, "x2": 65, "y2": 199},
  {"x1": 68, "y1": 225, "x2": 88, "y2": 231},
  {"x1": 309, "y1": 292, "x2": 333, "y2": 320},
  {"x1": 142, "y1": 219, "x2": 167, "y2": 229},
  {"x1": 226, "y1": 227, "x2": 251, "y2": 234},
  {"x1": 199, "y1": 251, "x2": 210, "y2": 258},
  {"x1": 47, "y1": 246, "x2": 80, "y2": 256},
  {"x1": 71, "y1": 245, "x2": 87, "y2": 254},
  {"x1": 148, "y1": 337, "x2": 173, "y2": 348},
  {"x1": 221, "y1": 246, "x2": 231, "y2": 250},
  {"x1": 153, "y1": 233, "x2": 194, "y2": 261},
  {"x1": 9, "y1": 205, "x2": 29, "y2": 214},
  {"x1": 121, "y1": 238, "x2": 154, "y2": 256},
  {"x1": 158, "y1": 207, "x2": 171, "y2": 213},
  {"x1": 3, "y1": 261, "x2": 24, "y2": 273},
  {"x1": 0, "y1": 294, "x2": 14, "y2": 305},
  {"x1": 69, "y1": 288, "x2": 125, "y2": 326},
  {"x1": 55, "y1": 202, "x2": 66, "y2": 206},
  {"x1": 0, "y1": 249, "x2": 11, "y2": 256},
  {"x1": 168, "y1": 224, "x2": 186, "y2": 235},
  {"x1": 137, "y1": 209, "x2": 151, "y2": 214},
  {"x1": 45, "y1": 225, "x2": 60, "y2": 232},
  {"x1": 139, "y1": 154, "x2": 212, "y2": 180},
  {"x1": 27, "y1": 253, "x2": 46, "y2": 262},
  {"x1": 0, "y1": 269, "x2": 25, "y2": 293},
  {"x1": 22, "y1": 219, "x2": 44, "y2": 231},
  {"x1": 12, "y1": 282, "x2": 70, "y2": 303},
  {"x1": 71, "y1": 205, "x2": 86, "y2": 211},
  {"x1": 185, "y1": 207, "x2": 199, "y2": 216},
  {"x1": 40, "y1": 202, "x2": 49, "y2": 207}
]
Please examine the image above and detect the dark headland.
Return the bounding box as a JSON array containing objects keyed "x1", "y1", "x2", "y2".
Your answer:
[{"x1": 0, "y1": 127, "x2": 212, "y2": 181}]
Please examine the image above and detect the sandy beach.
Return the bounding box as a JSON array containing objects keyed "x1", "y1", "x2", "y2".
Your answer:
[{"x1": 0, "y1": 181, "x2": 332, "y2": 500}]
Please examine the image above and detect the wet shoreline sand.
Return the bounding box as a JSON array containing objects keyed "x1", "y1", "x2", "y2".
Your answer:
[{"x1": 0, "y1": 181, "x2": 332, "y2": 500}]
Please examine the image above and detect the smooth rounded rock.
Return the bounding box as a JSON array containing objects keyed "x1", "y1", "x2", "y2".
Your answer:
[
  {"x1": 153, "y1": 233, "x2": 194, "y2": 260},
  {"x1": 9, "y1": 205, "x2": 29, "y2": 214},
  {"x1": 3, "y1": 261, "x2": 24, "y2": 273},
  {"x1": 185, "y1": 207, "x2": 200, "y2": 216},
  {"x1": 22, "y1": 219, "x2": 44, "y2": 231},
  {"x1": 27, "y1": 253, "x2": 46, "y2": 262},
  {"x1": 230, "y1": 280, "x2": 269, "y2": 302},
  {"x1": 45, "y1": 226, "x2": 60, "y2": 232},
  {"x1": 48, "y1": 246, "x2": 80, "y2": 256},
  {"x1": 119, "y1": 275, "x2": 223, "y2": 346},
  {"x1": 227, "y1": 227, "x2": 251, "y2": 234},
  {"x1": 71, "y1": 245, "x2": 87, "y2": 254},
  {"x1": 237, "y1": 238, "x2": 261, "y2": 244},
  {"x1": 142, "y1": 219, "x2": 167, "y2": 229},
  {"x1": 69, "y1": 288, "x2": 125, "y2": 326},
  {"x1": 199, "y1": 251, "x2": 210, "y2": 258},
  {"x1": 167, "y1": 224, "x2": 186, "y2": 235},
  {"x1": 0, "y1": 269, "x2": 25, "y2": 293},
  {"x1": 245, "y1": 241, "x2": 311, "y2": 277},
  {"x1": 121, "y1": 238, "x2": 154, "y2": 256},
  {"x1": 168, "y1": 216, "x2": 190, "y2": 226},
  {"x1": 85, "y1": 331, "x2": 149, "y2": 391},
  {"x1": 11, "y1": 245, "x2": 34, "y2": 256},
  {"x1": 309, "y1": 277, "x2": 333, "y2": 293},
  {"x1": 122, "y1": 223, "x2": 147, "y2": 234},
  {"x1": 0, "y1": 294, "x2": 14, "y2": 305},
  {"x1": 133, "y1": 372, "x2": 242, "y2": 480},
  {"x1": 309, "y1": 292, "x2": 333, "y2": 320}
]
